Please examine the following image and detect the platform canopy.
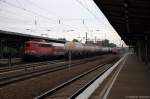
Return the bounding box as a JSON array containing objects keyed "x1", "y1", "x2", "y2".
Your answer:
[
  {"x1": 94, "y1": 0, "x2": 150, "y2": 46},
  {"x1": 0, "y1": 30, "x2": 66, "y2": 43}
]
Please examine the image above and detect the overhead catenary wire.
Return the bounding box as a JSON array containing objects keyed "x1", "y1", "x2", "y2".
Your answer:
[
  {"x1": 26, "y1": 0, "x2": 61, "y2": 19},
  {"x1": 15, "y1": 0, "x2": 24, "y2": 9},
  {"x1": 0, "y1": 0, "x2": 77, "y2": 29},
  {"x1": 75, "y1": 0, "x2": 114, "y2": 31},
  {"x1": 0, "y1": 7, "x2": 44, "y2": 26},
  {"x1": 26, "y1": 0, "x2": 94, "y2": 22},
  {"x1": 75, "y1": 0, "x2": 121, "y2": 42},
  {"x1": 0, "y1": 0, "x2": 81, "y2": 31},
  {"x1": 0, "y1": 0, "x2": 113, "y2": 37},
  {"x1": 90, "y1": 1, "x2": 117, "y2": 32},
  {"x1": 1, "y1": 0, "x2": 99, "y2": 25},
  {"x1": 0, "y1": 0, "x2": 56, "y2": 22}
]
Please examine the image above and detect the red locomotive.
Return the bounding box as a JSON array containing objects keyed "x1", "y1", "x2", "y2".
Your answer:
[{"x1": 23, "y1": 41, "x2": 65, "y2": 60}]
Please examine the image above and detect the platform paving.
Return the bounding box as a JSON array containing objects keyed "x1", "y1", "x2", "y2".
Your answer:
[{"x1": 105, "y1": 54, "x2": 150, "y2": 99}]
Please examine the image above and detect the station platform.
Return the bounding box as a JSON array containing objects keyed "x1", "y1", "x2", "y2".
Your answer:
[
  {"x1": 90, "y1": 53, "x2": 150, "y2": 99},
  {"x1": 107, "y1": 54, "x2": 150, "y2": 99}
]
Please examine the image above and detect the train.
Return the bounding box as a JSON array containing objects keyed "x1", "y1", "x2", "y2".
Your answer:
[{"x1": 23, "y1": 40, "x2": 119, "y2": 60}]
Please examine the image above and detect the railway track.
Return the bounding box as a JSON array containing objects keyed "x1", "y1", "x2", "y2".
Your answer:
[
  {"x1": 35, "y1": 62, "x2": 115, "y2": 99},
  {"x1": 0, "y1": 56, "x2": 104, "y2": 87},
  {"x1": 0, "y1": 59, "x2": 65, "y2": 73},
  {"x1": 0, "y1": 58, "x2": 21, "y2": 64}
]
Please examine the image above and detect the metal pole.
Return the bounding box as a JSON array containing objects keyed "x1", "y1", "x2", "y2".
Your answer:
[
  {"x1": 85, "y1": 32, "x2": 88, "y2": 44},
  {"x1": 145, "y1": 35, "x2": 148, "y2": 65},
  {"x1": 126, "y1": 20, "x2": 130, "y2": 33},
  {"x1": 8, "y1": 52, "x2": 11, "y2": 67},
  {"x1": 137, "y1": 40, "x2": 141, "y2": 59},
  {"x1": 0, "y1": 40, "x2": 3, "y2": 59},
  {"x1": 68, "y1": 50, "x2": 71, "y2": 72},
  {"x1": 95, "y1": 36, "x2": 97, "y2": 43},
  {"x1": 7, "y1": 41, "x2": 11, "y2": 67}
]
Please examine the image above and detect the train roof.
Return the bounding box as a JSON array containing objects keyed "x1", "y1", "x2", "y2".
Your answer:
[{"x1": 26, "y1": 41, "x2": 65, "y2": 47}]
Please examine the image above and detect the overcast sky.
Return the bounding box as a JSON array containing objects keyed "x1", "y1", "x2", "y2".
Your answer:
[{"x1": 0, "y1": 0, "x2": 124, "y2": 46}]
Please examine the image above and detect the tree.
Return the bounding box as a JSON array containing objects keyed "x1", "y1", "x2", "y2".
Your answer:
[
  {"x1": 109, "y1": 43, "x2": 117, "y2": 48},
  {"x1": 102, "y1": 39, "x2": 109, "y2": 46},
  {"x1": 72, "y1": 39, "x2": 79, "y2": 42},
  {"x1": 101, "y1": 39, "x2": 117, "y2": 47}
]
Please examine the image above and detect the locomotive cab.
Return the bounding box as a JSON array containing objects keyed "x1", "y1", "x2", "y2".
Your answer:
[
  {"x1": 23, "y1": 40, "x2": 65, "y2": 60},
  {"x1": 23, "y1": 41, "x2": 55, "y2": 59}
]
